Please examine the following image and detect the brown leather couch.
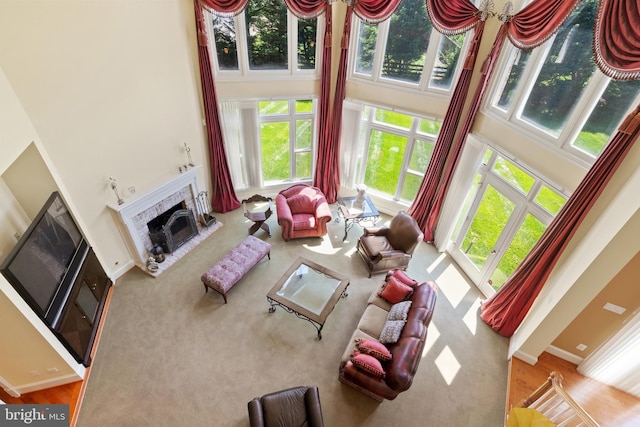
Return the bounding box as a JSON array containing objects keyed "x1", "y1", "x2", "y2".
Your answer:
[
  {"x1": 356, "y1": 210, "x2": 424, "y2": 276},
  {"x1": 338, "y1": 274, "x2": 438, "y2": 402},
  {"x1": 248, "y1": 386, "x2": 324, "y2": 427},
  {"x1": 275, "y1": 184, "x2": 332, "y2": 241}
]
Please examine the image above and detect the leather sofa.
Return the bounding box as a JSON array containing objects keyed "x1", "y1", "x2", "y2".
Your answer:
[
  {"x1": 339, "y1": 271, "x2": 438, "y2": 401},
  {"x1": 275, "y1": 184, "x2": 332, "y2": 241},
  {"x1": 356, "y1": 210, "x2": 423, "y2": 277},
  {"x1": 248, "y1": 386, "x2": 324, "y2": 427}
]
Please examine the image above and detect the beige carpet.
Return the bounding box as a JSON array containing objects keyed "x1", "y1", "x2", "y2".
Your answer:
[{"x1": 76, "y1": 206, "x2": 509, "y2": 426}]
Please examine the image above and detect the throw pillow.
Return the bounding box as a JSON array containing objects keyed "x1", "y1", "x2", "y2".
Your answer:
[
  {"x1": 287, "y1": 194, "x2": 315, "y2": 215},
  {"x1": 351, "y1": 352, "x2": 386, "y2": 378},
  {"x1": 378, "y1": 276, "x2": 413, "y2": 304},
  {"x1": 379, "y1": 319, "x2": 406, "y2": 344},
  {"x1": 387, "y1": 300, "x2": 412, "y2": 321},
  {"x1": 355, "y1": 338, "x2": 392, "y2": 361},
  {"x1": 388, "y1": 269, "x2": 418, "y2": 288}
]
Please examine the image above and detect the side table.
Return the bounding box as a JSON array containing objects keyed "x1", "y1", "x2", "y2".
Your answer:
[{"x1": 242, "y1": 194, "x2": 273, "y2": 236}]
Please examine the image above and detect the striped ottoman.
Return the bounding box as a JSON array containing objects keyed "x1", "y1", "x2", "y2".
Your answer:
[{"x1": 201, "y1": 235, "x2": 271, "y2": 303}]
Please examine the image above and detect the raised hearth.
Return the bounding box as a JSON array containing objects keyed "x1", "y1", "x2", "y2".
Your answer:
[{"x1": 108, "y1": 168, "x2": 221, "y2": 275}]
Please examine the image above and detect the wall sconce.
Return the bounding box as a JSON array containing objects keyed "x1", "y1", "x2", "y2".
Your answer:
[{"x1": 109, "y1": 176, "x2": 125, "y2": 205}]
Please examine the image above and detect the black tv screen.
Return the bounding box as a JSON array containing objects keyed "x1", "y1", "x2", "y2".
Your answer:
[{"x1": 1, "y1": 192, "x2": 85, "y2": 322}]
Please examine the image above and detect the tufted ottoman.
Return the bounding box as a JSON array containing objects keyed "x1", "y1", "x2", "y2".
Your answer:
[{"x1": 201, "y1": 235, "x2": 271, "y2": 303}]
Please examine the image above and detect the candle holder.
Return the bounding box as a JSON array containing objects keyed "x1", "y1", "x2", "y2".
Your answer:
[{"x1": 109, "y1": 176, "x2": 125, "y2": 205}]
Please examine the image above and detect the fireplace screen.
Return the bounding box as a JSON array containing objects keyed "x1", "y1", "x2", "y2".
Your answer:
[{"x1": 148, "y1": 204, "x2": 198, "y2": 253}]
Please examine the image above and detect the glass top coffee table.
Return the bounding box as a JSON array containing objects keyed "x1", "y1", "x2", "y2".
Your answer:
[{"x1": 266, "y1": 257, "x2": 350, "y2": 340}]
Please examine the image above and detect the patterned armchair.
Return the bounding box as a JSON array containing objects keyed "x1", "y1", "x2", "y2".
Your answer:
[{"x1": 275, "y1": 184, "x2": 332, "y2": 241}]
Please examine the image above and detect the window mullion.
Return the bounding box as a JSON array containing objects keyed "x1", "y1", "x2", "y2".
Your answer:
[
  {"x1": 372, "y1": 20, "x2": 390, "y2": 81},
  {"x1": 288, "y1": 11, "x2": 296, "y2": 75},
  {"x1": 235, "y1": 13, "x2": 250, "y2": 75}
]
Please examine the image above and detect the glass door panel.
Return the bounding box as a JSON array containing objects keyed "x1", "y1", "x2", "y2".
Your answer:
[
  {"x1": 489, "y1": 213, "x2": 547, "y2": 291},
  {"x1": 456, "y1": 185, "x2": 515, "y2": 279}
]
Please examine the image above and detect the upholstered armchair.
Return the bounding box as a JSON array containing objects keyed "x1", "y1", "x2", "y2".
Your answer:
[
  {"x1": 275, "y1": 184, "x2": 332, "y2": 241},
  {"x1": 248, "y1": 386, "x2": 324, "y2": 427},
  {"x1": 356, "y1": 210, "x2": 423, "y2": 277}
]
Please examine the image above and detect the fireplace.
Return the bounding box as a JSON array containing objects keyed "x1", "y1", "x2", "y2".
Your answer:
[
  {"x1": 108, "y1": 167, "x2": 222, "y2": 275},
  {"x1": 148, "y1": 204, "x2": 198, "y2": 253}
]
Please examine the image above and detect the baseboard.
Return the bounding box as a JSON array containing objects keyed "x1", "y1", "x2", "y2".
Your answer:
[
  {"x1": 512, "y1": 350, "x2": 538, "y2": 365},
  {"x1": 546, "y1": 345, "x2": 584, "y2": 365},
  {"x1": 109, "y1": 260, "x2": 135, "y2": 282},
  {"x1": 11, "y1": 374, "x2": 80, "y2": 397}
]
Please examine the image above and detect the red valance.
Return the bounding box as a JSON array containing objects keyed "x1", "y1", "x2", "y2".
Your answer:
[
  {"x1": 198, "y1": 0, "x2": 249, "y2": 16},
  {"x1": 426, "y1": 0, "x2": 480, "y2": 36},
  {"x1": 593, "y1": 0, "x2": 640, "y2": 80},
  {"x1": 353, "y1": 0, "x2": 403, "y2": 24},
  {"x1": 283, "y1": 0, "x2": 328, "y2": 19},
  {"x1": 505, "y1": 0, "x2": 582, "y2": 50}
]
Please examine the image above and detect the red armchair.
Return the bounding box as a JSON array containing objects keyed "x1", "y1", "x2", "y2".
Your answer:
[{"x1": 275, "y1": 184, "x2": 332, "y2": 241}]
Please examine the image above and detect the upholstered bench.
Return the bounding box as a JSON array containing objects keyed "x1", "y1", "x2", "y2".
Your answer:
[{"x1": 201, "y1": 235, "x2": 271, "y2": 303}]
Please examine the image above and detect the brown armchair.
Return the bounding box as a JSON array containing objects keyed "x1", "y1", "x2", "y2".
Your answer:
[
  {"x1": 356, "y1": 210, "x2": 423, "y2": 277},
  {"x1": 248, "y1": 386, "x2": 324, "y2": 427},
  {"x1": 275, "y1": 184, "x2": 332, "y2": 241}
]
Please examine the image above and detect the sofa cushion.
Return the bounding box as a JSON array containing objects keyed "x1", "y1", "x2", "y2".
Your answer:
[
  {"x1": 388, "y1": 269, "x2": 418, "y2": 287},
  {"x1": 378, "y1": 276, "x2": 413, "y2": 304},
  {"x1": 387, "y1": 301, "x2": 412, "y2": 321},
  {"x1": 356, "y1": 338, "x2": 392, "y2": 361},
  {"x1": 287, "y1": 194, "x2": 316, "y2": 215},
  {"x1": 351, "y1": 352, "x2": 386, "y2": 378},
  {"x1": 341, "y1": 329, "x2": 378, "y2": 364},
  {"x1": 379, "y1": 319, "x2": 406, "y2": 344},
  {"x1": 291, "y1": 213, "x2": 317, "y2": 230},
  {"x1": 357, "y1": 305, "x2": 388, "y2": 338}
]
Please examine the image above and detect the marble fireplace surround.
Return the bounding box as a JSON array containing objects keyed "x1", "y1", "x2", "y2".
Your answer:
[{"x1": 109, "y1": 167, "x2": 221, "y2": 275}]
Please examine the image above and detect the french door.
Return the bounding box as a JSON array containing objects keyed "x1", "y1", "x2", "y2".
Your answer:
[{"x1": 448, "y1": 151, "x2": 563, "y2": 297}]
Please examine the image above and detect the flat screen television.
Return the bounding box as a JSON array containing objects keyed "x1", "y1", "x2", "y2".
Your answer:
[{"x1": 1, "y1": 191, "x2": 88, "y2": 327}]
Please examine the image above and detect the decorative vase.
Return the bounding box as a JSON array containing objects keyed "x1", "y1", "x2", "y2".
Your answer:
[{"x1": 355, "y1": 184, "x2": 367, "y2": 204}]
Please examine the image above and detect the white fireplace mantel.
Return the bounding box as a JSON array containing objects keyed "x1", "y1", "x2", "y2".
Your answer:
[{"x1": 108, "y1": 167, "x2": 202, "y2": 269}]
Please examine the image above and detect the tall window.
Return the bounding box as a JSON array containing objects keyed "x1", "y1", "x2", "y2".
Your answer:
[
  {"x1": 489, "y1": 0, "x2": 640, "y2": 162},
  {"x1": 259, "y1": 99, "x2": 315, "y2": 184},
  {"x1": 356, "y1": 105, "x2": 439, "y2": 203},
  {"x1": 207, "y1": 0, "x2": 320, "y2": 77},
  {"x1": 449, "y1": 148, "x2": 567, "y2": 296},
  {"x1": 351, "y1": 0, "x2": 467, "y2": 92}
]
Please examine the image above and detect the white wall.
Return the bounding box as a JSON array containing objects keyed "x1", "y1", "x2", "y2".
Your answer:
[{"x1": 0, "y1": 0, "x2": 208, "y2": 276}]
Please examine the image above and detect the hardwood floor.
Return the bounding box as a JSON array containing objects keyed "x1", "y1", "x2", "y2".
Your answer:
[
  {"x1": 0, "y1": 381, "x2": 83, "y2": 421},
  {"x1": 5, "y1": 351, "x2": 639, "y2": 427},
  {"x1": 507, "y1": 351, "x2": 640, "y2": 426},
  {"x1": 0, "y1": 286, "x2": 114, "y2": 426}
]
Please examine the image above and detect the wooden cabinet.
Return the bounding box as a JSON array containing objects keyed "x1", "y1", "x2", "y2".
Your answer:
[{"x1": 54, "y1": 248, "x2": 111, "y2": 366}]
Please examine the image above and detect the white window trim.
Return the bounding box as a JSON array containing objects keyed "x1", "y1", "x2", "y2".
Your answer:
[
  {"x1": 348, "y1": 100, "x2": 439, "y2": 204},
  {"x1": 204, "y1": 9, "x2": 323, "y2": 82},
  {"x1": 484, "y1": 31, "x2": 640, "y2": 168},
  {"x1": 347, "y1": 15, "x2": 470, "y2": 97},
  {"x1": 258, "y1": 98, "x2": 317, "y2": 186}
]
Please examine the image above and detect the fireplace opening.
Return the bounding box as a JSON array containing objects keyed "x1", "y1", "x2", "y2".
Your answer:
[{"x1": 147, "y1": 201, "x2": 198, "y2": 253}]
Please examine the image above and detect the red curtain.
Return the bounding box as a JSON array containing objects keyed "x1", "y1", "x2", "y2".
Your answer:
[
  {"x1": 481, "y1": 106, "x2": 640, "y2": 337},
  {"x1": 314, "y1": 0, "x2": 403, "y2": 203},
  {"x1": 478, "y1": 0, "x2": 640, "y2": 337},
  {"x1": 194, "y1": 1, "x2": 241, "y2": 212},
  {"x1": 408, "y1": 0, "x2": 481, "y2": 240},
  {"x1": 593, "y1": 0, "x2": 640, "y2": 80},
  {"x1": 312, "y1": 3, "x2": 337, "y2": 202},
  {"x1": 411, "y1": 0, "x2": 582, "y2": 241}
]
